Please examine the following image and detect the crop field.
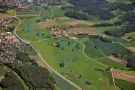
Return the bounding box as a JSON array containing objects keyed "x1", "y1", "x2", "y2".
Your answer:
[
  {"x1": 115, "y1": 79, "x2": 135, "y2": 90},
  {"x1": 84, "y1": 40, "x2": 105, "y2": 59},
  {"x1": 75, "y1": 24, "x2": 90, "y2": 28},
  {"x1": 31, "y1": 37, "x2": 117, "y2": 90},
  {"x1": 97, "y1": 58, "x2": 127, "y2": 69},
  {"x1": 16, "y1": 11, "x2": 40, "y2": 15},
  {"x1": 17, "y1": 16, "x2": 37, "y2": 20},
  {"x1": 52, "y1": 73, "x2": 77, "y2": 90},
  {"x1": 90, "y1": 39, "x2": 128, "y2": 56},
  {"x1": 104, "y1": 37, "x2": 135, "y2": 47},
  {"x1": 0, "y1": 66, "x2": 8, "y2": 76}
]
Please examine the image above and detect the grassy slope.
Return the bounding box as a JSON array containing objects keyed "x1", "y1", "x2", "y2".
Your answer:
[
  {"x1": 115, "y1": 79, "x2": 135, "y2": 90},
  {"x1": 97, "y1": 58, "x2": 127, "y2": 69}
]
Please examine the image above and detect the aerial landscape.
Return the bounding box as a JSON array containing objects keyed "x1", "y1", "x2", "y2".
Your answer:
[{"x1": 0, "y1": 0, "x2": 135, "y2": 90}]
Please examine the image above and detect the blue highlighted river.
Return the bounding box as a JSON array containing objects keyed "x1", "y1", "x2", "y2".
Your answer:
[{"x1": 21, "y1": 0, "x2": 99, "y2": 89}]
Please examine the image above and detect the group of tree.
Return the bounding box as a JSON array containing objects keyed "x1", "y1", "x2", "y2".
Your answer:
[
  {"x1": 112, "y1": 51, "x2": 135, "y2": 70},
  {"x1": 105, "y1": 12, "x2": 135, "y2": 37},
  {"x1": 0, "y1": 72, "x2": 24, "y2": 90}
]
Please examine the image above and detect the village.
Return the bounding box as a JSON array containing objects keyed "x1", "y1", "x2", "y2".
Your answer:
[
  {"x1": 0, "y1": 32, "x2": 31, "y2": 66},
  {"x1": 49, "y1": 26, "x2": 78, "y2": 40},
  {"x1": 0, "y1": 0, "x2": 38, "y2": 11}
]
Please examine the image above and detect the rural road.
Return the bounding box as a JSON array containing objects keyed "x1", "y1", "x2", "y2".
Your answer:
[{"x1": 13, "y1": 15, "x2": 82, "y2": 90}]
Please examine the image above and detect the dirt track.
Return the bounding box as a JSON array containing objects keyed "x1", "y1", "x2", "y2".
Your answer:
[
  {"x1": 108, "y1": 56, "x2": 128, "y2": 66},
  {"x1": 113, "y1": 70, "x2": 135, "y2": 83}
]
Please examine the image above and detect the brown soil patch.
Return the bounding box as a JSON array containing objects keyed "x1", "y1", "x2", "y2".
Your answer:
[
  {"x1": 127, "y1": 47, "x2": 135, "y2": 52},
  {"x1": 37, "y1": 19, "x2": 58, "y2": 28},
  {"x1": 0, "y1": 13, "x2": 11, "y2": 19},
  {"x1": 57, "y1": 5, "x2": 62, "y2": 8},
  {"x1": 68, "y1": 28, "x2": 104, "y2": 36},
  {"x1": 99, "y1": 78, "x2": 104, "y2": 83},
  {"x1": 29, "y1": 55, "x2": 52, "y2": 72},
  {"x1": 0, "y1": 76, "x2": 5, "y2": 82},
  {"x1": 108, "y1": 56, "x2": 128, "y2": 66},
  {"x1": 63, "y1": 20, "x2": 96, "y2": 26},
  {"x1": 113, "y1": 70, "x2": 135, "y2": 83}
]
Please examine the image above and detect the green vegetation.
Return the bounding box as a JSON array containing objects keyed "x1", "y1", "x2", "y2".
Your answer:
[
  {"x1": 0, "y1": 66, "x2": 8, "y2": 76},
  {"x1": 52, "y1": 73, "x2": 77, "y2": 90},
  {"x1": 17, "y1": 16, "x2": 37, "y2": 20},
  {"x1": 75, "y1": 24, "x2": 90, "y2": 28},
  {"x1": 7, "y1": 9, "x2": 15, "y2": 16},
  {"x1": 0, "y1": 72, "x2": 25, "y2": 90},
  {"x1": 16, "y1": 11, "x2": 40, "y2": 15},
  {"x1": 55, "y1": 18, "x2": 75, "y2": 23},
  {"x1": 97, "y1": 58, "x2": 127, "y2": 69},
  {"x1": 31, "y1": 37, "x2": 117, "y2": 90},
  {"x1": 115, "y1": 79, "x2": 135, "y2": 90}
]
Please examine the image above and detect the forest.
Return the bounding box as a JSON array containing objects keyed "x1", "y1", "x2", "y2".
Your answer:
[{"x1": 63, "y1": 0, "x2": 134, "y2": 20}]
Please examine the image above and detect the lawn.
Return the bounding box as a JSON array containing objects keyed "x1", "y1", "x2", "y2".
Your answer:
[
  {"x1": 31, "y1": 37, "x2": 117, "y2": 90},
  {"x1": 115, "y1": 79, "x2": 135, "y2": 90},
  {"x1": 0, "y1": 66, "x2": 8, "y2": 76},
  {"x1": 97, "y1": 58, "x2": 127, "y2": 69},
  {"x1": 52, "y1": 72, "x2": 77, "y2": 90}
]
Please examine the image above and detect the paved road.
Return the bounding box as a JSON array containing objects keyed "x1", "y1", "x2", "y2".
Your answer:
[{"x1": 12, "y1": 15, "x2": 82, "y2": 90}]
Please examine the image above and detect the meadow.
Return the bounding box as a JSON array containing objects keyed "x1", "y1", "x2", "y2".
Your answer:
[
  {"x1": 31, "y1": 37, "x2": 117, "y2": 90},
  {"x1": 115, "y1": 79, "x2": 135, "y2": 90},
  {"x1": 97, "y1": 58, "x2": 127, "y2": 69}
]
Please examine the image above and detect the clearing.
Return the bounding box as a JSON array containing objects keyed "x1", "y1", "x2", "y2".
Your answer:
[
  {"x1": 0, "y1": 76, "x2": 5, "y2": 82},
  {"x1": 108, "y1": 56, "x2": 128, "y2": 66}
]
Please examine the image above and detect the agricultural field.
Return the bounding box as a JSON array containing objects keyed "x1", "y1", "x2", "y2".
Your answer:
[
  {"x1": 31, "y1": 37, "x2": 117, "y2": 90},
  {"x1": 0, "y1": 66, "x2": 8, "y2": 76},
  {"x1": 115, "y1": 79, "x2": 135, "y2": 90},
  {"x1": 7, "y1": 9, "x2": 15, "y2": 16},
  {"x1": 0, "y1": 13, "x2": 11, "y2": 19},
  {"x1": 97, "y1": 58, "x2": 127, "y2": 69},
  {"x1": 52, "y1": 73, "x2": 77, "y2": 90}
]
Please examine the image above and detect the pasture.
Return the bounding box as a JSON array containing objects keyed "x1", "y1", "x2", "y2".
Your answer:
[
  {"x1": 97, "y1": 58, "x2": 127, "y2": 69},
  {"x1": 115, "y1": 79, "x2": 135, "y2": 90},
  {"x1": 31, "y1": 37, "x2": 117, "y2": 90}
]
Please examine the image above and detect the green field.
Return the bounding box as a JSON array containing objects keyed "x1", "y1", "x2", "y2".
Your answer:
[
  {"x1": 115, "y1": 79, "x2": 135, "y2": 90},
  {"x1": 97, "y1": 58, "x2": 127, "y2": 69},
  {"x1": 16, "y1": 11, "x2": 40, "y2": 15},
  {"x1": 0, "y1": 66, "x2": 8, "y2": 76},
  {"x1": 91, "y1": 38, "x2": 128, "y2": 56},
  {"x1": 104, "y1": 37, "x2": 135, "y2": 47},
  {"x1": 52, "y1": 73, "x2": 77, "y2": 90},
  {"x1": 30, "y1": 37, "x2": 117, "y2": 90},
  {"x1": 92, "y1": 26, "x2": 116, "y2": 31},
  {"x1": 75, "y1": 24, "x2": 90, "y2": 28}
]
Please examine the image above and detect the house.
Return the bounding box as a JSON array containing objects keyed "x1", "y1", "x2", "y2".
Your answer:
[{"x1": 52, "y1": 43, "x2": 57, "y2": 46}]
